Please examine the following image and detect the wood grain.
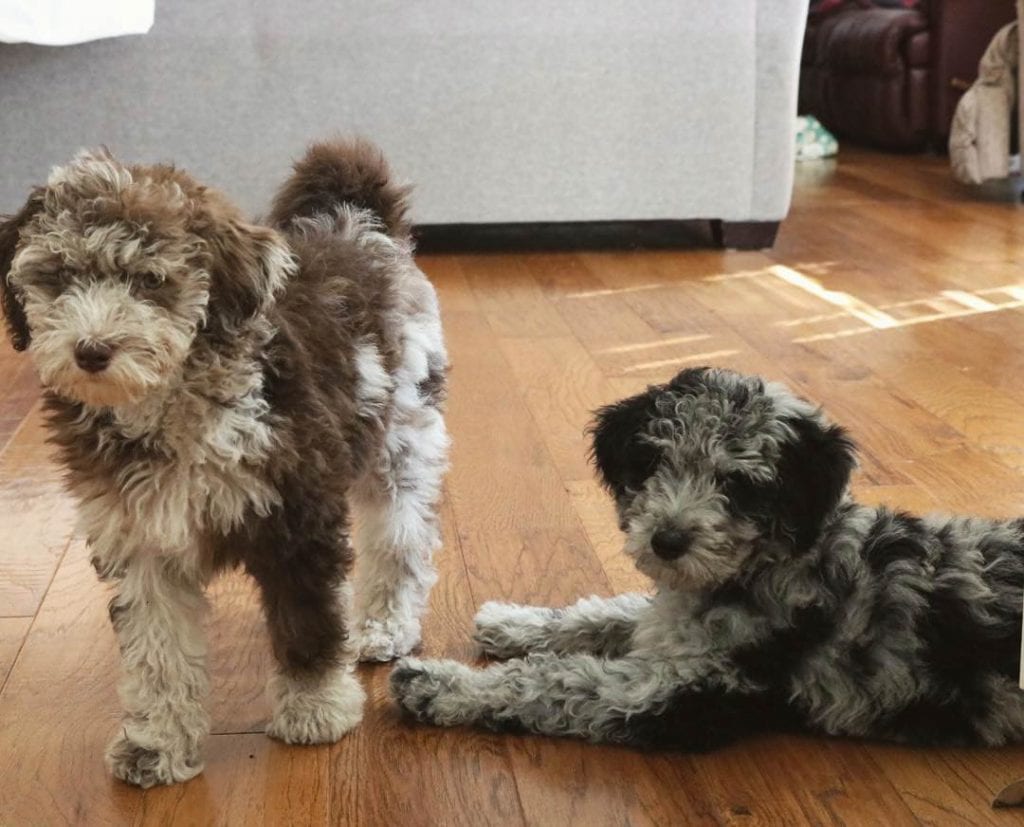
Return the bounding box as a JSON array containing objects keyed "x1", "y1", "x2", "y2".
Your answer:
[
  {"x1": 4, "y1": 146, "x2": 1024, "y2": 823},
  {"x1": 333, "y1": 480, "x2": 526, "y2": 826},
  {"x1": 137, "y1": 733, "x2": 331, "y2": 826},
  {"x1": 0, "y1": 616, "x2": 31, "y2": 691},
  {"x1": 0, "y1": 358, "x2": 40, "y2": 456},
  {"x1": 0, "y1": 542, "x2": 139, "y2": 825},
  {"x1": 440, "y1": 306, "x2": 612, "y2": 607},
  {"x1": 0, "y1": 404, "x2": 77, "y2": 617},
  {"x1": 868, "y1": 745, "x2": 1024, "y2": 826}
]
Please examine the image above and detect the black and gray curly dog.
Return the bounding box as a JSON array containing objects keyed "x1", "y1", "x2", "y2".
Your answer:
[{"x1": 390, "y1": 366, "x2": 1024, "y2": 750}]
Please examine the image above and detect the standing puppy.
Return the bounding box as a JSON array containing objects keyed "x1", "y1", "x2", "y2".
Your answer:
[
  {"x1": 0, "y1": 139, "x2": 448, "y2": 787},
  {"x1": 391, "y1": 367, "x2": 1024, "y2": 751}
]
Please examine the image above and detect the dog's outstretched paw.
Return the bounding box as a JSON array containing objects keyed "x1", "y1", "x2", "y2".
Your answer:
[
  {"x1": 389, "y1": 657, "x2": 475, "y2": 726},
  {"x1": 106, "y1": 733, "x2": 202, "y2": 788},
  {"x1": 266, "y1": 668, "x2": 365, "y2": 744},
  {"x1": 473, "y1": 601, "x2": 555, "y2": 658},
  {"x1": 356, "y1": 617, "x2": 421, "y2": 662}
]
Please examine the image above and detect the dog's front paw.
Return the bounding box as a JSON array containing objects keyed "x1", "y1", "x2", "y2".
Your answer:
[
  {"x1": 356, "y1": 616, "x2": 421, "y2": 662},
  {"x1": 267, "y1": 668, "x2": 365, "y2": 744},
  {"x1": 389, "y1": 657, "x2": 478, "y2": 727},
  {"x1": 474, "y1": 601, "x2": 556, "y2": 658},
  {"x1": 106, "y1": 733, "x2": 202, "y2": 788}
]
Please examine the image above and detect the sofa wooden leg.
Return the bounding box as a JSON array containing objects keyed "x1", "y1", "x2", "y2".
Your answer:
[{"x1": 710, "y1": 220, "x2": 780, "y2": 250}]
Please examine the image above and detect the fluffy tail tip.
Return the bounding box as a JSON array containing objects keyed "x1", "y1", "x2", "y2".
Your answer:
[{"x1": 270, "y1": 137, "x2": 412, "y2": 239}]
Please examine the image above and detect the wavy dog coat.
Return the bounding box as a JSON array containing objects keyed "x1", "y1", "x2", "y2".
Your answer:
[
  {"x1": 391, "y1": 367, "x2": 1024, "y2": 751},
  {"x1": 1, "y1": 139, "x2": 448, "y2": 787}
]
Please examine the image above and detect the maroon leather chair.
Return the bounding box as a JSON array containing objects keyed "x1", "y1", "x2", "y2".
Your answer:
[{"x1": 800, "y1": 0, "x2": 1017, "y2": 150}]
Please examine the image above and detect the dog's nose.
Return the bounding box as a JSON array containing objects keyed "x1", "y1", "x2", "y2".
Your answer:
[
  {"x1": 74, "y1": 340, "x2": 114, "y2": 373},
  {"x1": 650, "y1": 528, "x2": 693, "y2": 561}
]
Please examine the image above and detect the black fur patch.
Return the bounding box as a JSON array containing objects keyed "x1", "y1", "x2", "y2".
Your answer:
[
  {"x1": 0, "y1": 188, "x2": 45, "y2": 350},
  {"x1": 623, "y1": 687, "x2": 801, "y2": 751},
  {"x1": 772, "y1": 418, "x2": 856, "y2": 552},
  {"x1": 881, "y1": 691, "x2": 984, "y2": 746},
  {"x1": 862, "y1": 509, "x2": 930, "y2": 573},
  {"x1": 730, "y1": 603, "x2": 838, "y2": 688},
  {"x1": 589, "y1": 391, "x2": 663, "y2": 497}
]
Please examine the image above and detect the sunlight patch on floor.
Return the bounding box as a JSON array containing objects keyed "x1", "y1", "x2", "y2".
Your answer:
[
  {"x1": 565, "y1": 283, "x2": 668, "y2": 299},
  {"x1": 941, "y1": 290, "x2": 998, "y2": 312},
  {"x1": 767, "y1": 265, "x2": 899, "y2": 329},
  {"x1": 776, "y1": 311, "x2": 848, "y2": 328},
  {"x1": 621, "y1": 349, "x2": 740, "y2": 374},
  {"x1": 579, "y1": 262, "x2": 1024, "y2": 373},
  {"x1": 597, "y1": 334, "x2": 711, "y2": 355},
  {"x1": 701, "y1": 267, "x2": 775, "y2": 283},
  {"x1": 788, "y1": 282, "x2": 1024, "y2": 343}
]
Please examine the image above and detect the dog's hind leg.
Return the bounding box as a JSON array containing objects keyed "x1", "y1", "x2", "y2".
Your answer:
[
  {"x1": 473, "y1": 593, "x2": 650, "y2": 659},
  {"x1": 352, "y1": 387, "x2": 448, "y2": 662},
  {"x1": 244, "y1": 505, "x2": 365, "y2": 745},
  {"x1": 104, "y1": 555, "x2": 210, "y2": 788}
]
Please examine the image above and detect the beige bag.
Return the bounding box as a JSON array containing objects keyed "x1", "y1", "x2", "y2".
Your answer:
[{"x1": 949, "y1": 22, "x2": 1018, "y2": 185}]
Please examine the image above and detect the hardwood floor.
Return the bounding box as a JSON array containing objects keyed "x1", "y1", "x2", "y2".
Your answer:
[{"x1": 3, "y1": 148, "x2": 1024, "y2": 824}]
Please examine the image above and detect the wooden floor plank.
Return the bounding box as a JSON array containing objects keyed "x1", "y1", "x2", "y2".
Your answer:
[
  {"x1": 564, "y1": 479, "x2": 648, "y2": 595},
  {"x1": 0, "y1": 358, "x2": 40, "y2": 457},
  {"x1": 510, "y1": 740, "x2": 719, "y2": 827},
  {"x1": 496, "y1": 334, "x2": 616, "y2": 484},
  {"x1": 462, "y1": 255, "x2": 575, "y2": 339},
  {"x1": 136, "y1": 733, "x2": 331, "y2": 826},
  {"x1": 0, "y1": 404, "x2": 77, "y2": 617},
  {"x1": 205, "y1": 569, "x2": 272, "y2": 736},
  {"x1": 0, "y1": 543, "x2": 140, "y2": 825},
  {"x1": 439, "y1": 305, "x2": 611, "y2": 607},
  {"x1": 0, "y1": 616, "x2": 31, "y2": 691},
  {"x1": 334, "y1": 472, "x2": 527, "y2": 825},
  {"x1": 334, "y1": 669, "x2": 525, "y2": 827},
  {"x1": 869, "y1": 745, "x2": 1024, "y2": 826},
  {"x1": 909, "y1": 312, "x2": 1024, "y2": 399}
]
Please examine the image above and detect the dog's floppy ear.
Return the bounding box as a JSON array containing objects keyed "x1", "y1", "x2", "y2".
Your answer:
[
  {"x1": 772, "y1": 417, "x2": 856, "y2": 551},
  {"x1": 193, "y1": 196, "x2": 293, "y2": 328},
  {"x1": 589, "y1": 369, "x2": 713, "y2": 496},
  {"x1": 667, "y1": 366, "x2": 712, "y2": 393},
  {"x1": 589, "y1": 389, "x2": 663, "y2": 497},
  {"x1": 0, "y1": 189, "x2": 45, "y2": 351}
]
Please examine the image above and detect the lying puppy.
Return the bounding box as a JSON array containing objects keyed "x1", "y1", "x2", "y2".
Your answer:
[
  {"x1": 0, "y1": 139, "x2": 448, "y2": 786},
  {"x1": 391, "y1": 367, "x2": 1024, "y2": 750}
]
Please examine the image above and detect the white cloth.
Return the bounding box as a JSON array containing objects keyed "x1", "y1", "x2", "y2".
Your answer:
[{"x1": 0, "y1": 0, "x2": 153, "y2": 46}]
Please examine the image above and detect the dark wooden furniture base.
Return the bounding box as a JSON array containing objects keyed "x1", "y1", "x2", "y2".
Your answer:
[
  {"x1": 709, "y1": 220, "x2": 781, "y2": 250},
  {"x1": 414, "y1": 219, "x2": 781, "y2": 253}
]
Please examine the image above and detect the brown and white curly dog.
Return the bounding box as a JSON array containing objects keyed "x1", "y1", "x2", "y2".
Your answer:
[{"x1": 0, "y1": 139, "x2": 448, "y2": 787}]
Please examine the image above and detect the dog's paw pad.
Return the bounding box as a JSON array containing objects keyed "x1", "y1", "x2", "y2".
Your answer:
[
  {"x1": 389, "y1": 658, "x2": 438, "y2": 719},
  {"x1": 389, "y1": 657, "x2": 475, "y2": 726},
  {"x1": 106, "y1": 734, "x2": 201, "y2": 788},
  {"x1": 389, "y1": 657, "x2": 426, "y2": 692},
  {"x1": 356, "y1": 617, "x2": 421, "y2": 662}
]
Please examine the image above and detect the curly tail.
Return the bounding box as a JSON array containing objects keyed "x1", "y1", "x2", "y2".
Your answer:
[{"x1": 268, "y1": 138, "x2": 412, "y2": 240}]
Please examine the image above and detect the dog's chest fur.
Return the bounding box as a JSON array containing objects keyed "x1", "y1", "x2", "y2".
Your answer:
[
  {"x1": 51, "y1": 374, "x2": 281, "y2": 572},
  {"x1": 630, "y1": 591, "x2": 760, "y2": 683}
]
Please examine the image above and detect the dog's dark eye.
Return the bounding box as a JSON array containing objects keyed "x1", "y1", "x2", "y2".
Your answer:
[{"x1": 139, "y1": 272, "x2": 164, "y2": 290}]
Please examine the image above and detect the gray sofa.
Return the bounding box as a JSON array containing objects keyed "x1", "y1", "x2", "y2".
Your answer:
[{"x1": 0, "y1": 2, "x2": 808, "y2": 248}]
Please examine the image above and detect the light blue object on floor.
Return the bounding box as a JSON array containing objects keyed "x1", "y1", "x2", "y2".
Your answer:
[{"x1": 795, "y1": 115, "x2": 838, "y2": 161}]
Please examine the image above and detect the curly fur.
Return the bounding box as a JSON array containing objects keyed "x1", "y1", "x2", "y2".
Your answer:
[
  {"x1": 0, "y1": 138, "x2": 448, "y2": 787},
  {"x1": 391, "y1": 367, "x2": 1024, "y2": 751}
]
